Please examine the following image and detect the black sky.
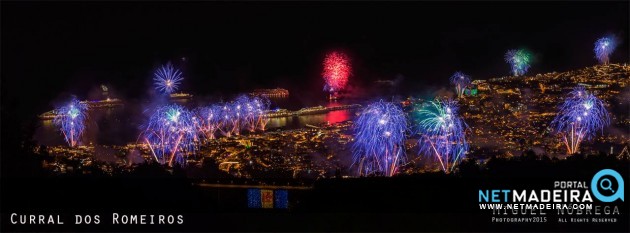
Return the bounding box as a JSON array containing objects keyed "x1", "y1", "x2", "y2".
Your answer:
[{"x1": 2, "y1": 1, "x2": 629, "y2": 120}]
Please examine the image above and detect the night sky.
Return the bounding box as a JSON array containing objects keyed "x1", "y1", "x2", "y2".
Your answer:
[{"x1": 2, "y1": 1, "x2": 628, "y2": 121}]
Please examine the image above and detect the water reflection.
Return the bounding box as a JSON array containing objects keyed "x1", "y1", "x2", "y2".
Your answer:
[{"x1": 266, "y1": 109, "x2": 353, "y2": 130}]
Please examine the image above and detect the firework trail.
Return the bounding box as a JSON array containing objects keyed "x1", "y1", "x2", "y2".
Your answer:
[
  {"x1": 54, "y1": 98, "x2": 88, "y2": 147},
  {"x1": 218, "y1": 104, "x2": 236, "y2": 137},
  {"x1": 236, "y1": 95, "x2": 270, "y2": 131},
  {"x1": 142, "y1": 104, "x2": 197, "y2": 166},
  {"x1": 218, "y1": 101, "x2": 244, "y2": 137},
  {"x1": 231, "y1": 99, "x2": 245, "y2": 136},
  {"x1": 214, "y1": 95, "x2": 271, "y2": 136},
  {"x1": 194, "y1": 105, "x2": 222, "y2": 140},
  {"x1": 594, "y1": 37, "x2": 618, "y2": 64},
  {"x1": 550, "y1": 86, "x2": 610, "y2": 155},
  {"x1": 322, "y1": 51, "x2": 351, "y2": 96},
  {"x1": 414, "y1": 99, "x2": 468, "y2": 173},
  {"x1": 352, "y1": 100, "x2": 407, "y2": 177},
  {"x1": 153, "y1": 62, "x2": 183, "y2": 94},
  {"x1": 197, "y1": 95, "x2": 271, "y2": 139},
  {"x1": 235, "y1": 95, "x2": 256, "y2": 132},
  {"x1": 505, "y1": 49, "x2": 532, "y2": 76},
  {"x1": 253, "y1": 97, "x2": 271, "y2": 131},
  {"x1": 450, "y1": 71, "x2": 471, "y2": 98}
]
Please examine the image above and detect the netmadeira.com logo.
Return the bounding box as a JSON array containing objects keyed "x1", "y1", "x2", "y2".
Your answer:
[
  {"x1": 478, "y1": 169, "x2": 624, "y2": 224},
  {"x1": 478, "y1": 169, "x2": 624, "y2": 204},
  {"x1": 591, "y1": 169, "x2": 624, "y2": 202}
]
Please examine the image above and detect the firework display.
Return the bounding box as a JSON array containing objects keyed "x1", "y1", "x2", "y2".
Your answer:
[
  {"x1": 352, "y1": 100, "x2": 407, "y2": 177},
  {"x1": 550, "y1": 86, "x2": 610, "y2": 155},
  {"x1": 140, "y1": 94, "x2": 271, "y2": 166},
  {"x1": 36, "y1": 32, "x2": 627, "y2": 181},
  {"x1": 235, "y1": 95, "x2": 271, "y2": 132},
  {"x1": 14, "y1": 5, "x2": 630, "y2": 233},
  {"x1": 53, "y1": 98, "x2": 88, "y2": 147},
  {"x1": 504, "y1": 49, "x2": 532, "y2": 76},
  {"x1": 195, "y1": 95, "x2": 271, "y2": 139},
  {"x1": 142, "y1": 104, "x2": 197, "y2": 166},
  {"x1": 194, "y1": 105, "x2": 222, "y2": 140},
  {"x1": 594, "y1": 37, "x2": 618, "y2": 64},
  {"x1": 153, "y1": 62, "x2": 184, "y2": 94},
  {"x1": 229, "y1": 98, "x2": 245, "y2": 136},
  {"x1": 217, "y1": 104, "x2": 237, "y2": 137},
  {"x1": 254, "y1": 98, "x2": 271, "y2": 131},
  {"x1": 322, "y1": 51, "x2": 351, "y2": 96},
  {"x1": 450, "y1": 71, "x2": 471, "y2": 98},
  {"x1": 414, "y1": 99, "x2": 468, "y2": 173}
]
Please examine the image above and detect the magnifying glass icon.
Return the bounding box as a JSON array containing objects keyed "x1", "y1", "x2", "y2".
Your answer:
[{"x1": 600, "y1": 178, "x2": 615, "y2": 194}]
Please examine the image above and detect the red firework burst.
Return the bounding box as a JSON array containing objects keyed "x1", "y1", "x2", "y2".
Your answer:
[{"x1": 322, "y1": 51, "x2": 351, "y2": 92}]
